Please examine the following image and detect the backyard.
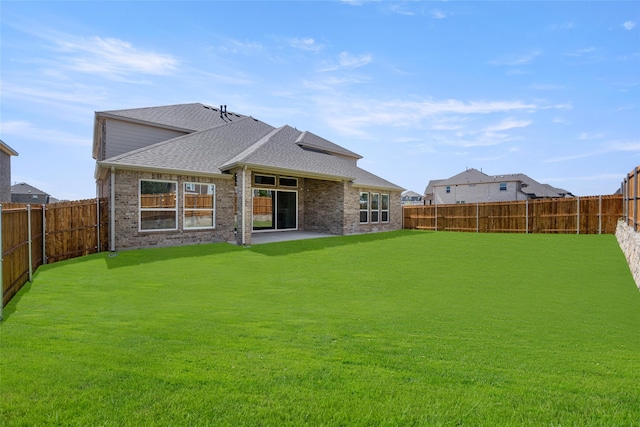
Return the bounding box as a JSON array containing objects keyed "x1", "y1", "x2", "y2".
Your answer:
[{"x1": 1, "y1": 230, "x2": 638, "y2": 426}]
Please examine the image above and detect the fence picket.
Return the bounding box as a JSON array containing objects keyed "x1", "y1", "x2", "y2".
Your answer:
[{"x1": 404, "y1": 195, "x2": 623, "y2": 235}]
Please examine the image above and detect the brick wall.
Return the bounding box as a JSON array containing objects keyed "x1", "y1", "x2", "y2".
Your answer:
[
  {"x1": 344, "y1": 185, "x2": 403, "y2": 234},
  {"x1": 111, "y1": 169, "x2": 235, "y2": 250},
  {"x1": 302, "y1": 178, "x2": 345, "y2": 234}
]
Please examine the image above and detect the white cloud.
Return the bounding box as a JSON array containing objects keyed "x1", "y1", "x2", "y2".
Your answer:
[
  {"x1": 430, "y1": 9, "x2": 446, "y2": 19},
  {"x1": 55, "y1": 36, "x2": 178, "y2": 78},
  {"x1": 545, "y1": 140, "x2": 640, "y2": 163},
  {"x1": 578, "y1": 132, "x2": 604, "y2": 140},
  {"x1": 490, "y1": 50, "x2": 542, "y2": 66},
  {"x1": 483, "y1": 118, "x2": 532, "y2": 133},
  {"x1": 623, "y1": 21, "x2": 637, "y2": 30},
  {"x1": 290, "y1": 37, "x2": 322, "y2": 52},
  {"x1": 0, "y1": 121, "x2": 90, "y2": 146},
  {"x1": 338, "y1": 51, "x2": 372, "y2": 69}
]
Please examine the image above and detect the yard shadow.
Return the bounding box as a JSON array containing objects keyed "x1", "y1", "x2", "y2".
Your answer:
[
  {"x1": 103, "y1": 241, "x2": 243, "y2": 269},
  {"x1": 1, "y1": 281, "x2": 33, "y2": 322},
  {"x1": 248, "y1": 230, "x2": 414, "y2": 257}
]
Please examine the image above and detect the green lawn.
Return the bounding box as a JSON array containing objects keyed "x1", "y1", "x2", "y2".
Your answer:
[{"x1": 1, "y1": 230, "x2": 639, "y2": 426}]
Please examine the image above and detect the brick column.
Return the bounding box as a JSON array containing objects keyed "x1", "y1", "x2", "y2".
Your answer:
[{"x1": 235, "y1": 166, "x2": 253, "y2": 246}]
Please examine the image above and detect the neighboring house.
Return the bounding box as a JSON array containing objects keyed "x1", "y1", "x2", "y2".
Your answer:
[
  {"x1": 424, "y1": 168, "x2": 573, "y2": 205},
  {"x1": 10, "y1": 182, "x2": 51, "y2": 204},
  {"x1": 0, "y1": 140, "x2": 19, "y2": 202},
  {"x1": 401, "y1": 190, "x2": 424, "y2": 206},
  {"x1": 93, "y1": 103, "x2": 404, "y2": 250}
]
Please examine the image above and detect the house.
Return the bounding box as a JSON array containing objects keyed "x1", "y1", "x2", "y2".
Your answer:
[
  {"x1": 424, "y1": 168, "x2": 573, "y2": 205},
  {"x1": 0, "y1": 140, "x2": 19, "y2": 202},
  {"x1": 93, "y1": 103, "x2": 404, "y2": 250},
  {"x1": 10, "y1": 182, "x2": 51, "y2": 204},
  {"x1": 401, "y1": 190, "x2": 424, "y2": 206}
]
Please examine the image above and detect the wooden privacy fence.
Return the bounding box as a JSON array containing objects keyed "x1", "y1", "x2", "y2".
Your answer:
[
  {"x1": 622, "y1": 166, "x2": 639, "y2": 231},
  {"x1": 1, "y1": 198, "x2": 109, "y2": 314},
  {"x1": 404, "y1": 195, "x2": 622, "y2": 234}
]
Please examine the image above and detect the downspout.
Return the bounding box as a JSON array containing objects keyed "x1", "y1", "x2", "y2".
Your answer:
[
  {"x1": 110, "y1": 166, "x2": 116, "y2": 252},
  {"x1": 242, "y1": 166, "x2": 247, "y2": 246}
]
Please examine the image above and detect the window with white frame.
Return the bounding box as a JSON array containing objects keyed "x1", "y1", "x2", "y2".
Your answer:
[
  {"x1": 139, "y1": 180, "x2": 177, "y2": 231},
  {"x1": 370, "y1": 193, "x2": 380, "y2": 223},
  {"x1": 381, "y1": 194, "x2": 389, "y2": 223},
  {"x1": 499, "y1": 182, "x2": 507, "y2": 191},
  {"x1": 184, "y1": 183, "x2": 215, "y2": 229},
  {"x1": 359, "y1": 192, "x2": 369, "y2": 223}
]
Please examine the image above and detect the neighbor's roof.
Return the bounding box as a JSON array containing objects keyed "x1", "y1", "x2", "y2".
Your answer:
[
  {"x1": 426, "y1": 168, "x2": 572, "y2": 198},
  {"x1": 11, "y1": 182, "x2": 50, "y2": 196},
  {"x1": 99, "y1": 117, "x2": 402, "y2": 191},
  {"x1": 0, "y1": 139, "x2": 18, "y2": 156}
]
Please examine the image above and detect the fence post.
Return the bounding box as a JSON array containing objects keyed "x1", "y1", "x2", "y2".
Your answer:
[
  {"x1": 476, "y1": 203, "x2": 479, "y2": 233},
  {"x1": 576, "y1": 196, "x2": 580, "y2": 235},
  {"x1": 633, "y1": 167, "x2": 640, "y2": 231},
  {"x1": 96, "y1": 198, "x2": 100, "y2": 252},
  {"x1": 0, "y1": 204, "x2": 3, "y2": 321},
  {"x1": 28, "y1": 205, "x2": 33, "y2": 282},
  {"x1": 42, "y1": 205, "x2": 46, "y2": 265},
  {"x1": 435, "y1": 204, "x2": 438, "y2": 231},
  {"x1": 598, "y1": 195, "x2": 602, "y2": 235},
  {"x1": 526, "y1": 200, "x2": 529, "y2": 234}
]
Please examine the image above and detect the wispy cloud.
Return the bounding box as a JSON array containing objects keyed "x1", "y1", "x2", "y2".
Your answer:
[
  {"x1": 490, "y1": 50, "x2": 542, "y2": 66},
  {"x1": 564, "y1": 47, "x2": 596, "y2": 57},
  {"x1": 623, "y1": 21, "x2": 637, "y2": 30},
  {"x1": 545, "y1": 140, "x2": 640, "y2": 163},
  {"x1": 54, "y1": 35, "x2": 178, "y2": 78},
  {"x1": 290, "y1": 37, "x2": 323, "y2": 52},
  {"x1": 483, "y1": 118, "x2": 532, "y2": 133},
  {"x1": 338, "y1": 51, "x2": 372, "y2": 69},
  {"x1": 578, "y1": 132, "x2": 604, "y2": 140},
  {"x1": 0, "y1": 120, "x2": 90, "y2": 146},
  {"x1": 430, "y1": 9, "x2": 447, "y2": 19}
]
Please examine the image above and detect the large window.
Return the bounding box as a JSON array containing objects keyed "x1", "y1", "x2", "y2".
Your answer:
[
  {"x1": 370, "y1": 193, "x2": 380, "y2": 223},
  {"x1": 381, "y1": 194, "x2": 389, "y2": 223},
  {"x1": 184, "y1": 183, "x2": 215, "y2": 229},
  {"x1": 360, "y1": 192, "x2": 369, "y2": 223},
  {"x1": 139, "y1": 180, "x2": 177, "y2": 231}
]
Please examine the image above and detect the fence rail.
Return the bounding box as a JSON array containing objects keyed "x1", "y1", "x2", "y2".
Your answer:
[
  {"x1": 1, "y1": 199, "x2": 109, "y2": 314},
  {"x1": 403, "y1": 195, "x2": 622, "y2": 234}
]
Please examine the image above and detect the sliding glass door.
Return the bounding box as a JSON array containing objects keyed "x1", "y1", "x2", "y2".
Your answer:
[{"x1": 252, "y1": 189, "x2": 297, "y2": 231}]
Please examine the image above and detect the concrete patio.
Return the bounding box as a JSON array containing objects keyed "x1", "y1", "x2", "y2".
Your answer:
[{"x1": 249, "y1": 231, "x2": 336, "y2": 245}]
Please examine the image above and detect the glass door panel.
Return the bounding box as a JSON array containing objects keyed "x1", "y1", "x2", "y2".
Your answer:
[{"x1": 252, "y1": 189, "x2": 274, "y2": 230}]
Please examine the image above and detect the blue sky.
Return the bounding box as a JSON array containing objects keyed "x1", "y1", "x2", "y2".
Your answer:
[{"x1": 1, "y1": 1, "x2": 638, "y2": 200}]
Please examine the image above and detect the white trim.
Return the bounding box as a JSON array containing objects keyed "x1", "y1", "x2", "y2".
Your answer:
[
  {"x1": 183, "y1": 182, "x2": 216, "y2": 230},
  {"x1": 139, "y1": 179, "x2": 178, "y2": 232},
  {"x1": 370, "y1": 192, "x2": 380, "y2": 224},
  {"x1": 254, "y1": 174, "x2": 276, "y2": 186},
  {"x1": 359, "y1": 192, "x2": 369, "y2": 224},
  {"x1": 381, "y1": 193, "x2": 390, "y2": 223},
  {"x1": 252, "y1": 187, "x2": 298, "y2": 231}
]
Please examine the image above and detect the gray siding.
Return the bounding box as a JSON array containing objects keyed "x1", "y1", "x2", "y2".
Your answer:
[
  {"x1": 104, "y1": 119, "x2": 187, "y2": 160},
  {"x1": 0, "y1": 151, "x2": 10, "y2": 202},
  {"x1": 433, "y1": 181, "x2": 526, "y2": 204}
]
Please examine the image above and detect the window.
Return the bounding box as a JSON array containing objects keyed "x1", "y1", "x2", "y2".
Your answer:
[
  {"x1": 139, "y1": 180, "x2": 177, "y2": 231},
  {"x1": 370, "y1": 193, "x2": 380, "y2": 223},
  {"x1": 359, "y1": 192, "x2": 369, "y2": 223},
  {"x1": 184, "y1": 183, "x2": 215, "y2": 229},
  {"x1": 381, "y1": 194, "x2": 389, "y2": 223},
  {"x1": 446, "y1": 186, "x2": 451, "y2": 194},
  {"x1": 279, "y1": 177, "x2": 298, "y2": 187},
  {"x1": 499, "y1": 182, "x2": 507, "y2": 191},
  {"x1": 255, "y1": 175, "x2": 276, "y2": 186}
]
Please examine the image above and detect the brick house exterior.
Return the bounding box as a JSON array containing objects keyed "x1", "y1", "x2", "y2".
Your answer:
[{"x1": 93, "y1": 103, "x2": 403, "y2": 250}]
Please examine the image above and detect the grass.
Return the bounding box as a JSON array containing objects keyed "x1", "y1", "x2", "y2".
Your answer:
[{"x1": 1, "y1": 230, "x2": 639, "y2": 426}]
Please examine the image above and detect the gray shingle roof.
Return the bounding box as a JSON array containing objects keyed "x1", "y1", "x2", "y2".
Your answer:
[
  {"x1": 100, "y1": 118, "x2": 403, "y2": 191},
  {"x1": 11, "y1": 182, "x2": 49, "y2": 196},
  {"x1": 97, "y1": 103, "x2": 246, "y2": 132}
]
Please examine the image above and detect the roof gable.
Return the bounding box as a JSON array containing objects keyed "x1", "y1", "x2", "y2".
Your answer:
[
  {"x1": 11, "y1": 182, "x2": 49, "y2": 196},
  {"x1": 97, "y1": 103, "x2": 245, "y2": 132}
]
